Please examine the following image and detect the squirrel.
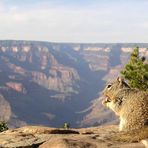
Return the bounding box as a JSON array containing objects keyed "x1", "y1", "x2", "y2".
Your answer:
[{"x1": 102, "y1": 77, "x2": 148, "y2": 142}]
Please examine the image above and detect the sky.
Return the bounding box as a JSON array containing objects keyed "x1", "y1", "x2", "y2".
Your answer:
[{"x1": 0, "y1": 0, "x2": 148, "y2": 43}]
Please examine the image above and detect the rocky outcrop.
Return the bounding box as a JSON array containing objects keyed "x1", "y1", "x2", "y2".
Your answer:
[
  {"x1": 8, "y1": 64, "x2": 26, "y2": 75},
  {"x1": 0, "y1": 125, "x2": 147, "y2": 148},
  {"x1": 0, "y1": 42, "x2": 80, "y2": 94},
  {"x1": 82, "y1": 51, "x2": 109, "y2": 71},
  {"x1": 32, "y1": 65, "x2": 79, "y2": 93},
  {"x1": 6, "y1": 82, "x2": 26, "y2": 93}
]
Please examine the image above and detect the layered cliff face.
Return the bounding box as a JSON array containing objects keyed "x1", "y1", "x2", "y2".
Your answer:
[
  {"x1": 0, "y1": 40, "x2": 147, "y2": 128},
  {"x1": 0, "y1": 44, "x2": 79, "y2": 94}
]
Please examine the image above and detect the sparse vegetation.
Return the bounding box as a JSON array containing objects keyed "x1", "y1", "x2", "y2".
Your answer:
[
  {"x1": 0, "y1": 121, "x2": 8, "y2": 132},
  {"x1": 121, "y1": 46, "x2": 148, "y2": 91},
  {"x1": 63, "y1": 123, "x2": 70, "y2": 129}
]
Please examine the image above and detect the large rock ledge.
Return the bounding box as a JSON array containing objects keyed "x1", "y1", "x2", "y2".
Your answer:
[{"x1": 0, "y1": 125, "x2": 147, "y2": 148}]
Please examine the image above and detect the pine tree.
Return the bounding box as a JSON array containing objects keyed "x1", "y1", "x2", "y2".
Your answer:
[{"x1": 121, "y1": 46, "x2": 148, "y2": 91}]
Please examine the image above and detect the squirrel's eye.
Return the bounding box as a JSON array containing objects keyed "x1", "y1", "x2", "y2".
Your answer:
[{"x1": 107, "y1": 84, "x2": 112, "y2": 88}]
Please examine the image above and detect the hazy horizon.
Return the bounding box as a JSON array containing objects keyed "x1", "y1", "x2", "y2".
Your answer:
[
  {"x1": 0, "y1": 0, "x2": 148, "y2": 43},
  {"x1": 1, "y1": 39, "x2": 148, "y2": 44}
]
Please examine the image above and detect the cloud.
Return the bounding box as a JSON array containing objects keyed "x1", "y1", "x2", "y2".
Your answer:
[{"x1": 0, "y1": 0, "x2": 148, "y2": 42}]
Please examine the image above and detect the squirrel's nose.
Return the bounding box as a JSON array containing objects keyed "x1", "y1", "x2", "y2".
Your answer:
[
  {"x1": 102, "y1": 96, "x2": 111, "y2": 106},
  {"x1": 102, "y1": 99, "x2": 107, "y2": 106},
  {"x1": 102, "y1": 100, "x2": 105, "y2": 105}
]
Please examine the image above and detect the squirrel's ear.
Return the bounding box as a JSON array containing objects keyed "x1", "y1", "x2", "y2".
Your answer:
[{"x1": 117, "y1": 77, "x2": 124, "y2": 83}]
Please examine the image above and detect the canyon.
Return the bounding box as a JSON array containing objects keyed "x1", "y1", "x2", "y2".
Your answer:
[{"x1": 0, "y1": 40, "x2": 147, "y2": 128}]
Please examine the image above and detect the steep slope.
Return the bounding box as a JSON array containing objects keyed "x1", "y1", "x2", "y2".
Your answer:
[{"x1": 0, "y1": 94, "x2": 11, "y2": 121}]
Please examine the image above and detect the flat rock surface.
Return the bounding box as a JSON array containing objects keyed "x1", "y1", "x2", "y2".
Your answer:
[{"x1": 0, "y1": 125, "x2": 146, "y2": 148}]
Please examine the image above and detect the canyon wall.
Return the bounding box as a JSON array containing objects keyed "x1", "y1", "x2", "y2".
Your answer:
[{"x1": 0, "y1": 40, "x2": 147, "y2": 127}]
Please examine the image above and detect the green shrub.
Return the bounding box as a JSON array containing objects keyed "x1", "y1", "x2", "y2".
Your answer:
[
  {"x1": 62, "y1": 123, "x2": 70, "y2": 129},
  {"x1": 0, "y1": 121, "x2": 8, "y2": 132},
  {"x1": 121, "y1": 46, "x2": 148, "y2": 91}
]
